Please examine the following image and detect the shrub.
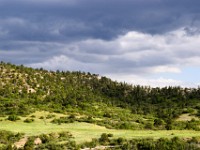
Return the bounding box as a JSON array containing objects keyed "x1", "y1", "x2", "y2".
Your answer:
[
  {"x1": 7, "y1": 115, "x2": 20, "y2": 121},
  {"x1": 39, "y1": 116, "x2": 44, "y2": 119},
  {"x1": 107, "y1": 133, "x2": 113, "y2": 137},
  {"x1": 154, "y1": 118, "x2": 163, "y2": 127},
  {"x1": 144, "y1": 123, "x2": 153, "y2": 129},
  {"x1": 103, "y1": 112, "x2": 112, "y2": 118},
  {"x1": 99, "y1": 133, "x2": 110, "y2": 144},
  {"x1": 51, "y1": 116, "x2": 75, "y2": 124},
  {"x1": 81, "y1": 138, "x2": 98, "y2": 149},
  {"x1": 39, "y1": 134, "x2": 51, "y2": 143},
  {"x1": 24, "y1": 118, "x2": 34, "y2": 123},
  {"x1": 46, "y1": 114, "x2": 55, "y2": 119},
  {"x1": 30, "y1": 115, "x2": 36, "y2": 118},
  {"x1": 116, "y1": 137, "x2": 125, "y2": 145},
  {"x1": 119, "y1": 122, "x2": 132, "y2": 129},
  {"x1": 68, "y1": 114, "x2": 76, "y2": 119},
  {"x1": 59, "y1": 131, "x2": 73, "y2": 140}
]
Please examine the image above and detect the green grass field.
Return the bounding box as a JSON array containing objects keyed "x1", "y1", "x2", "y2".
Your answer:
[{"x1": 1, "y1": 112, "x2": 200, "y2": 143}]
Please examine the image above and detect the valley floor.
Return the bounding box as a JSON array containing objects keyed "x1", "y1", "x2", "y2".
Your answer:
[{"x1": 1, "y1": 113, "x2": 200, "y2": 144}]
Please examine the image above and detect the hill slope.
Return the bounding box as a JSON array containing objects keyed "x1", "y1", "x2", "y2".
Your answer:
[
  {"x1": 1, "y1": 61, "x2": 200, "y2": 117},
  {"x1": 1, "y1": 62, "x2": 200, "y2": 149},
  {"x1": 1, "y1": 62, "x2": 200, "y2": 128}
]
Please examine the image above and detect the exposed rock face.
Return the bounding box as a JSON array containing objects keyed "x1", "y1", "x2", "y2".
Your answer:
[
  {"x1": 34, "y1": 137, "x2": 42, "y2": 145},
  {"x1": 14, "y1": 137, "x2": 42, "y2": 149},
  {"x1": 14, "y1": 137, "x2": 28, "y2": 149}
]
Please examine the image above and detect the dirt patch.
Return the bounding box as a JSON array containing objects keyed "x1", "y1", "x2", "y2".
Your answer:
[{"x1": 177, "y1": 114, "x2": 198, "y2": 121}]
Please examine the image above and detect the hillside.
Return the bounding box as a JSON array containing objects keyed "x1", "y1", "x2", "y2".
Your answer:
[
  {"x1": 1, "y1": 61, "x2": 200, "y2": 118},
  {"x1": 1, "y1": 61, "x2": 200, "y2": 149}
]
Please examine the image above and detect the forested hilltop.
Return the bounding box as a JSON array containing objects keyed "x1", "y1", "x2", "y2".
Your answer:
[{"x1": 1, "y1": 61, "x2": 200, "y2": 149}]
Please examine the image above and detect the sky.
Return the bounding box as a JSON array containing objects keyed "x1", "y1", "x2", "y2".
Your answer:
[{"x1": 0, "y1": 0, "x2": 200, "y2": 87}]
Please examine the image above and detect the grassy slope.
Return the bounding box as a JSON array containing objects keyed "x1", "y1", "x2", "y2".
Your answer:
[{"x1": 1, "y1": 112, "x2": 200, "y2": 143}]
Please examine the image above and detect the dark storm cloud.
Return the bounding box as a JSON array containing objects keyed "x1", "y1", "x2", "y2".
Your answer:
[{"x1": 0, "y1": 0, "x2": 200, "y2": 43}]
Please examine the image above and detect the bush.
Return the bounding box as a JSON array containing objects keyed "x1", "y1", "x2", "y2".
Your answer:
[
  {"x1": 116, "y1": 137, "x2": 125, "y2": 145},
  {"x1": 59, "y1": 131, "x2": 73, "y2": 140},
  {"x1": 7, "y1": 115, "x2": 20, "y2": 121},
  {"x1": 103, "y1": 112, "x2": 112, "y2": 118},
  {"x1": 39, "y1": 116, "x2": 44, "y2": 119},
  {"x1": 46, "y1": 114, "x2": 55, "y2": 119},
  {"x1": 24, "y1": 118, "x2": 34, "y2": 123},
  {"x1": 119, "y1": 122, "x2": 132, "y2": 129},
  {"x1": 154, "y1": 118, "x2": 163, "y2": 127},
  {"x1": 99, "y1": 133, "x2": 110, "y2": 144},
  {"x1": 81, "y1": 138, "x2": 98, "y2": 149},
  {"x1": 68, "y1": 114, "x2": 76, "y2": 119},
  {"x1": 107, "y1": 133, "x2": 113, "y2": 137},
  {"x1": 144, "y1": 123, "x2": 153, "y2": 129},
  {"x1": 51, "y1": 116, "x2": 75, "y2": 124},
  {"x1": 30, "y1": 115, "x2": 36, "y2": 118},
  {"x1": 39, "y1": 134, "x2": 51, "y2": 143}
]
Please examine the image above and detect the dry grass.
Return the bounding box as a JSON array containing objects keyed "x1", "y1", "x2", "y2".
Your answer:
[{"x1": 176, "y1": 113, "x2": 198, "y2": 121}]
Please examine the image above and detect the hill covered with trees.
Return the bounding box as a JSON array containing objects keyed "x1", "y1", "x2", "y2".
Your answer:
[
  {"x1": 1, "y1": 61, "x2": 200, "y2": 149},
  {"x1": 1, "y1": 62, "x2": 200, "y2": 120}
]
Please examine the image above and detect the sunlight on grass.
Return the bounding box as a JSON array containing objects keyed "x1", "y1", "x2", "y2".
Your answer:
[
  {"x1": 1, "y1": 112, "x2": 200, "y2": 143},
  {"x1": 1, "y1": 118, "x2": 200, "y2": 143}
]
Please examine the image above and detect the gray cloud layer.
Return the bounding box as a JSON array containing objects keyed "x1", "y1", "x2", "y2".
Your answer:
[
  {"x1": 0, "y1": 0, "x2": 200, "y2": 86},
  {"x1": 0, "y1": 0, "x2": 200, "y2": 43},
  {"x1": 24, "y1": 28, "x2": 200, "y2": 74}
]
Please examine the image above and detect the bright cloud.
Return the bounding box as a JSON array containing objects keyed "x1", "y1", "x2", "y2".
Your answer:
[{"x1": 26, "y1": 27, "x2": 200, "y2": 87}]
